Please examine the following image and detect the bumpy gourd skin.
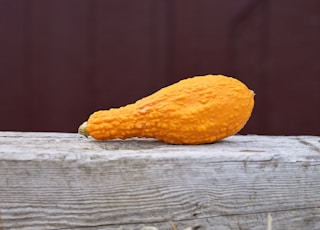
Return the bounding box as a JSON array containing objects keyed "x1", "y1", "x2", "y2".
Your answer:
[{"x1": 81, "y1": 75, "x2": 254, "y2": 144}]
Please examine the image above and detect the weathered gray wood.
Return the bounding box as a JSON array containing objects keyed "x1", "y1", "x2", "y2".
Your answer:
[{"x1": 0, "y1": 132, "x2": 319, "y2": 230}]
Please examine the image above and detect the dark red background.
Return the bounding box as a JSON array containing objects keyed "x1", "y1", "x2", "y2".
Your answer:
[{"x1": 1, "y1": 0, "x2": 319, "y2": 135}]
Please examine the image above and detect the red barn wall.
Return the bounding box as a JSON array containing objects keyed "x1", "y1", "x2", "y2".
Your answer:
[{"x1": 0, "y1": 0, "x2": 319, "y2": 135}]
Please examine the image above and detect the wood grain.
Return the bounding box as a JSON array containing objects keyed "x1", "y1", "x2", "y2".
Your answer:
[{"x1": 0, "y1": 132, "x2": 319, "y2": 229}]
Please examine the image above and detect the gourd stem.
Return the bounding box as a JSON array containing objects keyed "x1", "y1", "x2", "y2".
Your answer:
[{"x1": 78, "y1": 122, "x2": 89, "y2": 137}]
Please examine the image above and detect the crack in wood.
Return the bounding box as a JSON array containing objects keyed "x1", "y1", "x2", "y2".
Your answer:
[{"x1": 297, "y1": 138, "x2": 320, "y2": 153}]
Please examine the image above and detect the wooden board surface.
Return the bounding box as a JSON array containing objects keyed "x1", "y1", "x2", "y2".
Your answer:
[{"x1": 0, "y1": 132, "x2": 320, "y2": 229}]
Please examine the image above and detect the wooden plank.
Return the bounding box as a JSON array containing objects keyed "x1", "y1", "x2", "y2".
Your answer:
[{"x1": 0, "y1": 132, "x2": 319, "y2": 229}]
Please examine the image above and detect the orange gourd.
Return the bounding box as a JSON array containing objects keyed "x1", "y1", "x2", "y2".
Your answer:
[{"x1": 78, "y1": 74, "x2": 254, "y2": 144}]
